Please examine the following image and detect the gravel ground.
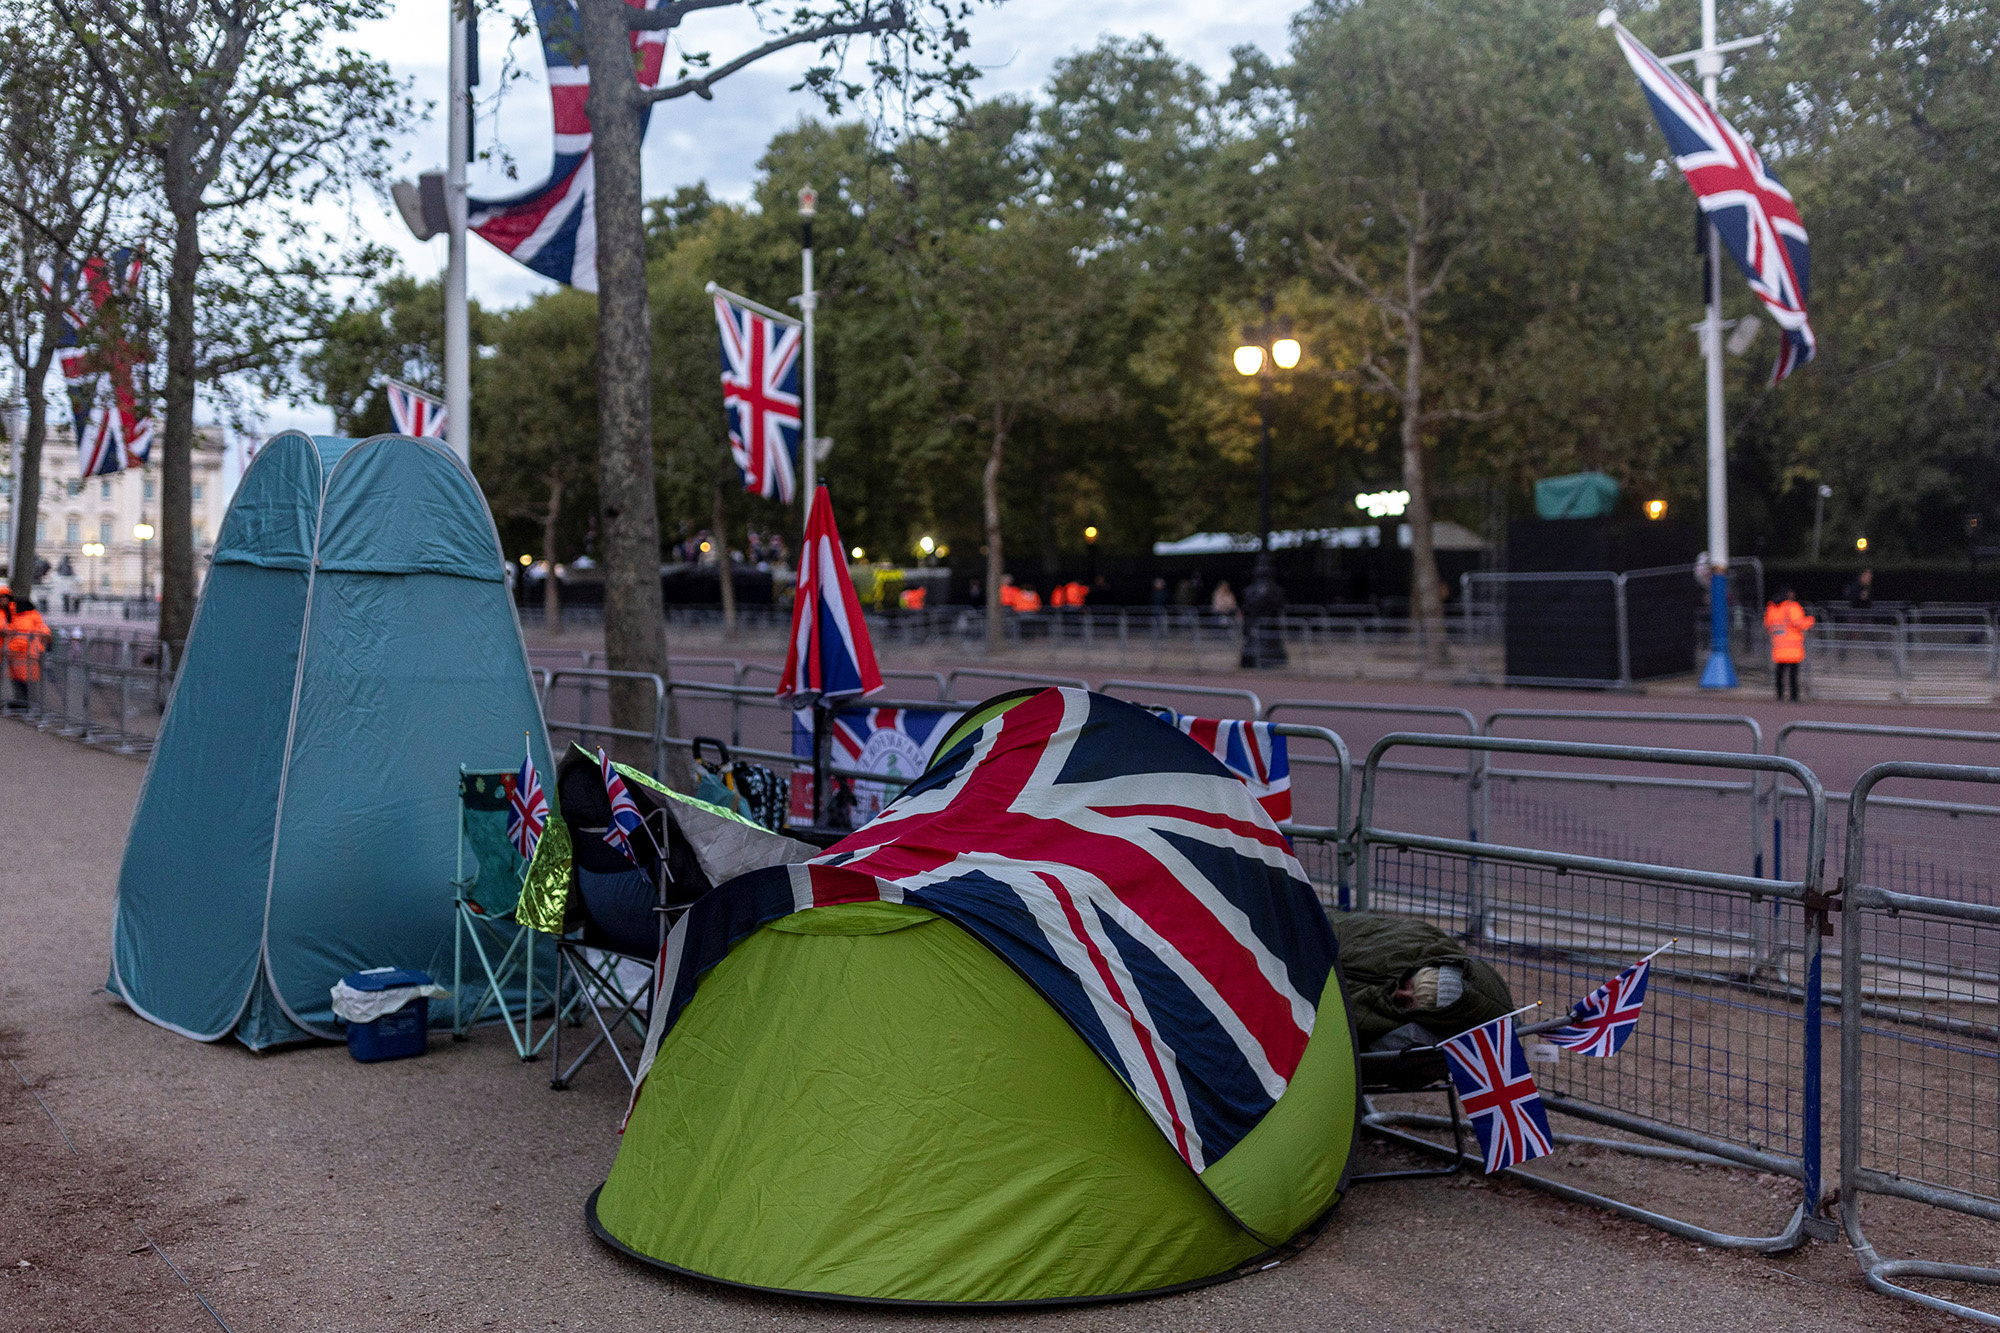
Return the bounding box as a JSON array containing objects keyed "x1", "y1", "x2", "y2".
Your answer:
[{"x1": 0, "y1": 700, "x2": 1979, "y2": 1333}]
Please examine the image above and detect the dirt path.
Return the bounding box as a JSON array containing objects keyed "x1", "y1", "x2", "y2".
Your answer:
[{"x1": 0, "y1": 717, "x2": 1964, "y2": 1332}]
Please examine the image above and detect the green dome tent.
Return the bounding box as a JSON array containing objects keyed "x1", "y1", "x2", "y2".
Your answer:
[
  {"x1": 110, "y1": 432, "x2": 552, "y2": 1049},
  {"x1": 590, "y1": 688, "x2": 1357, "y2": 1304}
]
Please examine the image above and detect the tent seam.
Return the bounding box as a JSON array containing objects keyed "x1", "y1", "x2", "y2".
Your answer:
[{"x1": 253, "y1": 436, "x2": 338, "y2": 1043}]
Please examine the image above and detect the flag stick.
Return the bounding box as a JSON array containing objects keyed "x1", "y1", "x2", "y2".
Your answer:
[
  {"x1": 1639, "y1": 937, "x2": 1678, "y2": 965},
  {"x1": 1441, "y1": 1002, "x2": 1541, "y2": 1046}
]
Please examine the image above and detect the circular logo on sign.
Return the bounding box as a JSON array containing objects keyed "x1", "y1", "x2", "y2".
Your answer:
[{"x1": 859, "y1": 727, "x2": 928, "y2": 786}]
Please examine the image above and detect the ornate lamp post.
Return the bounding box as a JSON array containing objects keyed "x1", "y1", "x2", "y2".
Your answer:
[
  {"x1": 1233, "y1": 297, "x2": 1300, "y2": 668},
  {"x1": 133, "y1": 522, "x2": 155, "y2": 601}
]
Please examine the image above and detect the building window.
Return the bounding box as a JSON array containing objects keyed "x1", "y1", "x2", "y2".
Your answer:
[
  {"x1": 65, "y1": 517, "x2": 80, "y2": 546},
  {"x1": 192, "y1": 482, "x2": 204, "y2": 502},
  {"x1": 0, "y1": 519, "x2": 8, "y2": 546},
  {"x1": 144, "y1": 477, "x2": 155, "y2": 500},
  {"x1": 99, "y1": 517, "x2": 113, "y2": 544},
  {"x1": 36, "y1": 515, "x2": 46, "y2": 543},
  {"x1": 101, "y1": 479, "x2": 112, "y2": 499},
  {"x1": 193, "y1": 523, "x2": 207, "y2": 547}
]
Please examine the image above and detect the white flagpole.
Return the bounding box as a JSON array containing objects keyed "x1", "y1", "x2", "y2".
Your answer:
[
  {"x1": 444, "y1": 0, "x2": 472, "y2": 466},
  {"x1": 798, "y1": 186, "x2": 818, "y2": 530},
  {"x1": 1694, "y1": 0, "x2": 1736, "y2": 688}
]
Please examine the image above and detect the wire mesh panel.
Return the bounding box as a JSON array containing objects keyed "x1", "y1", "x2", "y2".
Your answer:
[
  {"x1": 1840, "y1": 762, "x2": 2000, "y2": 1326},
  {"x1": 1354, "y1": 731, "x2": 1827, "y2": 1251},
  {"x1": 1370, "y1": 845, "x2": 1812, "y2": 1160},
  {"x1": 1486, "y1": 772, "x2": 1759, "y2": 879}
]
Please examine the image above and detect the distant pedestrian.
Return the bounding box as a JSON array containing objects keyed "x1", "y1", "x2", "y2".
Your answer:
[
  {"x1": 1845, "y1": 568, "x2": 1874, "y2": 610},
  {"x1": 1150, "y1": 576, "x2": 1168, "y2": 608},
  {"x1": 1210, "y1": 580, "x2": 1238, "y2": 617},
  {"x1": 1764, "y1": 586, "x2": 1814, "y2": 702}
]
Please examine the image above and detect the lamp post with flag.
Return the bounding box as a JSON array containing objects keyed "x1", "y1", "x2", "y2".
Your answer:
[
  {"x1": 798, "y1": 185, "x2": 819, "y2": 522},
  {"x1": 1599, "y1": 5, "x2": 1812, "y2": 691}
]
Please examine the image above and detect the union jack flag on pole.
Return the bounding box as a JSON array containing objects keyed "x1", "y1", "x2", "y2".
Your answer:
[
  {"x1": 1440, "y1": 1013, "x2": 1555, "y2": 1173},
  {"x1": 777, "y1": 485, "x2": 882, "y2": 707},
  {"x1": 50, "y1": 249, "x2": 153, "y2": 475},
  {"x1": 385, "y1": 380, "x2": 448, "y2": 439},
  {"x1": 467, "y1": 0, "x2": 670, "y2": 290},
  {"x1": 712, "y1": 288, "x2": 803, "y2": 503},
  {"x1": 1608, "y1": 19, "x2": 1815, "y2": 381},
  {"x1": 507, "y1": 748, "x2": 551, "y2": 861},
  {"x1": 626, "y1": 689, "x2": 1339, "y2": 1170},
  {"x1": 598, "y1": 747, "x2": 645, "y2": 864},
  {"x1": 1547, "y1": 948, "x2": 1663, "y2": 1057}
]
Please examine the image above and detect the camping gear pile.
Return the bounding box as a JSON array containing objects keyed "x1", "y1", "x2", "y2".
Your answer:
[{"x1": 109, "y1": 447, "x2": 1357, "y2": 1306}]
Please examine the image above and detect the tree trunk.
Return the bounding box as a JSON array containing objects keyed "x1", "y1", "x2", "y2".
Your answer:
[
  {"x1": 1400, "y1": 300, "x2": 1448, "y2": 666},
  {"x1": 713, "y1": 482, "x2": 736, "y2": 639},
  {"x1": 8, "y1": 321, "x2": 56, "y2": 606},
  {"x1": 157, "y1": 185, "x2": 201, "y2": 657},
  {"x1": 542, "y1": 467, "x2": 564, "y2": 637},
  {"x1": 983, "y1": 401, "x2": 1007, "y2": 654},
  {"x1": 580, "y1": 0, "x2": 669, "y2": 768}
]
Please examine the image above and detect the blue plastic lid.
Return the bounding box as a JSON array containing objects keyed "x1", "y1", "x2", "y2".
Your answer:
[{"x1": 342, "y1": 967, "x2": 432, "y2": 992}]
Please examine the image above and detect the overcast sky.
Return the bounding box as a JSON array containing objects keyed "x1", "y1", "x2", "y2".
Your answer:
[{"x1": 261, "y1": 0, "x2": 1303, "y2": 435}]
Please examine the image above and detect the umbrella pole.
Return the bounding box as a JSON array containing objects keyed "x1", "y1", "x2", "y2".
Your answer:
[{"x1": 812, "y1": 701, "x2": 829, "y2": 825}]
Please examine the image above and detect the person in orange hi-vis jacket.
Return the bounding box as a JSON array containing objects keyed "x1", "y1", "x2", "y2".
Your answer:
[
  {"x1": 1764, "y1": 587, "x2": 1814, "y2": 703},
  {"x1": 2, "y1": 592, "x2": 52, "y2": 706}
]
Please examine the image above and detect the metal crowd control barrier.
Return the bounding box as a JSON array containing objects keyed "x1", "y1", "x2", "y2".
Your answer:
[
  {"x1": 944, "y1": 667, "x2": 1089, "y2": 698},
  {"x1": 1840, "y1": 761, "x2": 2000, "y2": 1325},
  {"x1": 1773, "y1": 721, "x2": 2000, "y2": 885},
  {"x1": 1098, "y1": 679, "x2": 1262, "y2": 719},
  {"x1": 20, "y1": 635, "x2": 169, "y2": 755},
  {"x1": 1266, "y1": 700, "x2": 1481, "y2": 845},
  {"x1": 539, "y1": 668, "x2": 668, "y2": 776},
  {"x1": 1483, "y1": 709, "x2": 1767, "y2": 879},
  {"x1": 1354, "y1": 732, "x2": 1830, "y2": 1251}
]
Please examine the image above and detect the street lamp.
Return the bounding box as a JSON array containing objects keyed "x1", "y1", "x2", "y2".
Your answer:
[
  {"x1": 82, "y1": 541, "x2": 105, "y2": 597},
  {"x1": 1084, "y1": 525, "x2": 1099, "y2": 584},
  {"x1": 133, "y1": 522, "x2": 155, "y2": 601},
  {"x1": 1645, "y1": 499, "x2": 1669, "y2": 521},
  {"x1": 1811, "y1": 484, "x2": 1832, "y2": 561},
  {"x1": 1232, "y1": 294, "x2": 1295, "y2": 668}
]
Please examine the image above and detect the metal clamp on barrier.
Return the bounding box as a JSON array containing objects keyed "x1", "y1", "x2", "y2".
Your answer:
[
  {"x1": 1839, "y1": 760, "x2": 2000, "y2": 1327},
  {"x1": 1354, "y1": 731, "x2": 1829, "y2": 1253}
]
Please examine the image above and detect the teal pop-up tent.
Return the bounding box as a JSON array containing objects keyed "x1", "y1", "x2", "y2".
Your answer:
[{"x1": 110, "y1": 432, "x2": 553, "y2": 1048}]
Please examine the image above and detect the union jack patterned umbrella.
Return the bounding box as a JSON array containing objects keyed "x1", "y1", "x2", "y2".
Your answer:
[{"x1": 776, "y1": 485, "x2": 882, "y2": 709}]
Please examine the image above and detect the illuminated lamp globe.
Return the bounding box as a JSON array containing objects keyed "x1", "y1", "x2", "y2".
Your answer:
[
  {"x1": 1645, "y1": 499, "x2": 1668, "y2": 521},
  {"x1": 1271, "y1": 338, "x2": 1301, "y2": 369},
  {"x1": 1233, "y1": 345, "x2": 1264, "y2": 376}
]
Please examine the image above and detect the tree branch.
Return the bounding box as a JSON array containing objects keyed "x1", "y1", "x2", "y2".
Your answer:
[
  {"x1": 646, "y1": 6, "x2": 906, "y2": 103},
  {"x1": 626, "y1": 0, "x2": 740, "y2": 31}
]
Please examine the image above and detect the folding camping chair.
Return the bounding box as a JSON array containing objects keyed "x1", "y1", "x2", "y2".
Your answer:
[
  {"x1": 451, "y1": 767, "x2": 555, "y2": 1058},
  {"x1": 1351, "y1": 1045, "x2": 1472, "y2": 1182},
  {"x1": 547, "y1": 759, "x2": 706, "y2": 1091}
]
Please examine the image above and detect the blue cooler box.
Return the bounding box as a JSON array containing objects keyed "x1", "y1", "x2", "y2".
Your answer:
[{"x1": 342, "y1": 968, "x2": 433, "y2": 1063}]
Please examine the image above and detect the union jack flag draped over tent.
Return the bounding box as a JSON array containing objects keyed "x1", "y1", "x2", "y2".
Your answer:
[
  {"x1": 1165, "y1": 713, "x2": 1292, "y2": 823},
  {"x1": 1610, "y1": 21, "x2": 1815, "y2": 381},
  {"x1": 1547, "y1": 957, "x2": 1652, "y2": 1057},
  {"x1": 713, "y1": 289, "x2": 803, "y2": 503},
  {"x1": 777, "y1": 485, "x2": 882, "y2": 707},
  {"x1": 49, "y1": 248, "x2": 153, "y2": 476},
  {"x1": 1440, "y1": 1014, "x2": 1554, "y2": 1173},
  {"x1": 506, "y1": 751, "x2": 550, "y2": 860},
  {"x1": 385, "y1": 380, "x2": 447, "y2": 439},
  {"x1": 467, "y1": 0, "x2": 669, "y2": 290},
  {"x1": 629, "y1": 688, "x2": 1340, "y2": 1172}
]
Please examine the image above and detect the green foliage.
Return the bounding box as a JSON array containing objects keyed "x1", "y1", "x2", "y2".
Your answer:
[{"x1": 314, "y1": 2, "x2": 2000, "y2": 577}]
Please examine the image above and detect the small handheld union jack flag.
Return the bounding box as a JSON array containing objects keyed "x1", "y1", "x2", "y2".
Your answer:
[
  {"x1": 598, "y1": 748, "x2": 645, "y2": 864},
  {"x1": 385, "y1": 379, "x2": 447, "y2": 439},
  {"x1": 506, "y1": 747, "x2": 549, "y2": 861},
  {"x1": 1441, "y1": 1011, "x2": 1554, "y2": 1174},
  {"x1": 1547, "y1": 941, "x2": 1672, "y2": 1057}
]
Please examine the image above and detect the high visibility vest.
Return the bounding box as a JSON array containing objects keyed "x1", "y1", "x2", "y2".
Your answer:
[{"x1": 1764, "y1": 601, "x2": 1814, "y2": 664}]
